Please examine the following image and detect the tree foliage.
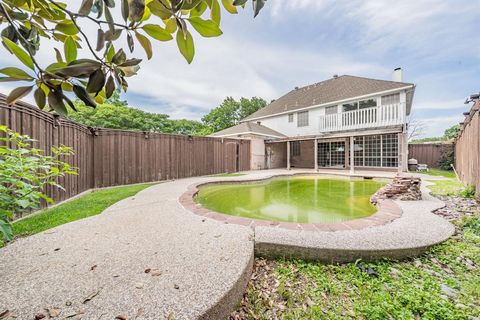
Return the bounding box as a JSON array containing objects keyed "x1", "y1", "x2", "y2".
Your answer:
[
  {"x1": 0, "y1": 0, "x2": 266, "y2": 114},
  {"x1": 201, "y1": 96, "x2": 266, "y2": 132},
  {"x1": 444, "y1": 124, "x2": 460, "y2": 140},
  {"x1": 0, "y1": 125, "x2": 77, "y2": 241},
  {"x1": 68, "y1": 95, "x2": 267, "y2": 135}
]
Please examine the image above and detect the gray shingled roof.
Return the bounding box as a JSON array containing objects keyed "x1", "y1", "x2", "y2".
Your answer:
[
  {"x1": 244, "y1": 75, "x2": 415, "y2": 121},
  {"x1": 210, "y1": 122, "x2": 286, "y2": 138}
]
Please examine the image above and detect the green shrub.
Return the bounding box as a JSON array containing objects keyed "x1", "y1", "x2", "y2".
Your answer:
[
  {"x1": 438, "y1": 147, "x2": 455, "y2": 171},
  {"x1": 0, "y1": 126, "x2": 77, "y2": 241},
  {"x1": 459, "y1": 184, "x2": 476, "y2": 199}
]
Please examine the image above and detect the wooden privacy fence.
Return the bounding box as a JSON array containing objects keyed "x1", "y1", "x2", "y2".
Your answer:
[
  {"x1": 408, "y1": 143, "x2": 453, "y2": 168},
  {"x1": 0, "y1": 96, "x2": 250, "y2": 206},
  {"x1": 455, "y1": 99, "x2": 480, "y2": 197}
]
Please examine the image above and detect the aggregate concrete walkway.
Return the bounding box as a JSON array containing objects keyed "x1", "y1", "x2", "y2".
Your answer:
[
  {"x1": 0, "y1": 169, "x2": 455, "y2": 319},
  {"x1": 0, "y1": 177, "x2": 255, "y2": 320}
]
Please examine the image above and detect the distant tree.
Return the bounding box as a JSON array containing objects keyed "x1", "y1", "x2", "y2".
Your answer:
[
  {"x1": 201, "y1": 96, "x2": 267, "y2": 132},
  {"x1": 408, "y1": 118, "x2": 426, "y2": 141},
  {"x1": 68, "y1": 101, "x2": 172, "y2": 133},
  {"x1": 170, "y1": 118, "x2": 210, "y2": 136},
  {"x1": 105, "y1": 89, "x2": 128, "y2": 107},
  {"x1": 444, "y1": 124, "x2": 460, "y2": 140}
]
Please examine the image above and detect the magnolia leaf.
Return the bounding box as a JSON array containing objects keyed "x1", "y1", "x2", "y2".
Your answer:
[
  {"x1": 142, "y1": 24, "x2": 173, "y2": 41},
  {"x1": 78, "y1": 0, "x2": 94, "y2": 15},
  {"x1": 119, "y1": 58, "x2": 142, "y2": 67},
  {"x1": 86, "y1": 69, "x2": 106, "y2": 94},
  {"x1": 106, "y1": 44, "x2": 115, "y2": 62},
  {"x1": 2, "y1": 37, "x2": 35, "y2": 70},
  {"x1": 190, "y1": 1, "x2": 208, "y2": 17},
  {"x1": 121, "y1": 0, "x2": 129, "y2": 21},
  {"x1": 148, "y1": 0, "x2": 172, "y2": 19},
  {"x1": 208, "y1": 0, "x2": 221, "y2": 25},
  {"x1": 0, "y1": 77, "x2": 28, "y2": 82},
  {"x1": 221, "y1": 0, "x2": 238, "y2": 13},
  {"x1": 105, "y1": 75, "x2": 115, "y2": 98},
  {"x1": 189, "y1": 17, "x2": 222, "y2": 37},
  {"x1": 127, "y1": 33, "x2": 134, "y2": 53},
  {"x1": 112, "y1": 48, "x2": 126, "y2": 65},
  {"x1": 48, "y1": 90, "x2": 68, "y2": 116},
  {"x1": 252, "y1": 0, "x2": 265, "y2": 17},
  {"x1": 54, "y1": 48, "x2": 64, "y2": 63},
  {"x1": 73, "y1": 84, "x2": 96, "y2": 108},
  {"x1": 129, "y1": 0, "x2": 145, "y2": 22},
  {"x1": 53, "y1": 60, "x2": 101, "y2": 77},
  {"x1": 33, "y1": 87, "x2": 46, "y2": 109},
  {"x1": 105, "y1": 29, "x2": 122, "y2": 41},
  {"x1": 176, "y1": 29, "x2": 194, "y2": 64},
  {"x1": 104, "y1": 6, "x2": 115, "y2": 33},
  {"x1": 6, "y1": 86, "x2": 33, "y2": 105},
  {"x1": 232, "y1": 0, "x2": 248, "y2": 4},
  {"x1": 118, "y1": 65, "x2": 140, "y2": 77},
  {"x1": 165, "y1": 18, "x2": 177, "y2": 33},
  {"x1": 64, "y1": 37, "x2": 77, "y2": 63},
  {"x1": 181, "y1": 0, "x2": 202, "y2": 9},
  {"x1": 135, "y1": 31, "x2": 153, "y2": 59},
  {"x1": 0, "y1": 67, "x2": 34, "y2": 80},
  {"x1": 96, "y1": 29, "x2": 105, "y2": 51},
  {"x1": 55, "y1": 22, "x2": 79, "y2": 35}
]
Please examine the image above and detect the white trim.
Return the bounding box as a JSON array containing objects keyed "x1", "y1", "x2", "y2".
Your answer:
[
  {"x1": 242, "y1": 85, "x2": 414, "y2": 122},
  {"x1": 210, "y1": 131, "x2": 286, "y2": 139}
]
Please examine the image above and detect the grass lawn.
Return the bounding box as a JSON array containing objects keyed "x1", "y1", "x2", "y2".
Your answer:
[
  {"x1": 236, "y1": 178, "x2": 480, "y2": 319},
  {"x1": 11, "y1": 183, "x2": 155, "y2": 240},
  {"x1": 213, "y1": 173, "x2": 247, "y2": 177},
  {"x1": 420, "y1": 168, "x2": 457, "y2": 179}
]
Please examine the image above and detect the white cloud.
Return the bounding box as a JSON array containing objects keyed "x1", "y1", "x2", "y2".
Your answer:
[{"x1": 418, "y1": 115, "x2": 463, "y2": 138}]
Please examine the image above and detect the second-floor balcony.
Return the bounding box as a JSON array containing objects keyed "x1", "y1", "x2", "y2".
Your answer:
[{"x1": 318, "y1": 103, "x2": 406, "y2": 133}]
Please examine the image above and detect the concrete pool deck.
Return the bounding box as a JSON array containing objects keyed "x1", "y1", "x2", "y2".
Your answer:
[{"x1": 0, "y1": 169, "x2": 455, "y2": 319}]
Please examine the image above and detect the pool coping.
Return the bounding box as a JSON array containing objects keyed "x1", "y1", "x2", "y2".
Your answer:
[{"x1": 179, "y1": 174, "x2": 403, "y2": 232}]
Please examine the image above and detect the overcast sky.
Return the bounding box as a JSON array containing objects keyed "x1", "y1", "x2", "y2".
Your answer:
[{"x1": 1, "y1": 0, "x2": 479, "y2": 137}]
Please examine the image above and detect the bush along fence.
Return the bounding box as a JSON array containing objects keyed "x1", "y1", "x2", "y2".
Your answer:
[
  {"x1": 0, "y1": 96, "x2": 251, "y2": 210},
  {"x1": 455, "y1": 99, "x2": 480, "y2": 198},
  {"x1": 408, "y1": 143, "x2": 454, "y2": 170}
]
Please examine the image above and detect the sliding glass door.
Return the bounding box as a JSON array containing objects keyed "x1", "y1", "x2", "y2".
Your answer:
[{"x1": 317, "y1": 141, "x2": 345, "y2": 168}]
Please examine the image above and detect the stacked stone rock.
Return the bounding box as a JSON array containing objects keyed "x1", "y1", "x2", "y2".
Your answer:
[{"x1": 371, "y1": 176, "x2": 422, "y2": 204}]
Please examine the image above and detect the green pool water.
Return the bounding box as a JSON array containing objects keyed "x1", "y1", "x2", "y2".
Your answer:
[{"x1": 195, "y1": 176, "x2": 386, "y2": 224}]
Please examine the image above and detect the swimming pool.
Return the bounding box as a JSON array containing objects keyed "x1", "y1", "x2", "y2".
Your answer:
[{"x1": 195, "y1": 175, "x2": 386, "y2": 224}]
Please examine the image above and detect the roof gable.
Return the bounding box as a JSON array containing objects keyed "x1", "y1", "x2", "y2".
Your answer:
[
  {"x1": 210, "y1": 122, "x2": 286, "y2": 139},
  {"x1": 244, "y1": 75, "x2": 414, "y2": 121}
]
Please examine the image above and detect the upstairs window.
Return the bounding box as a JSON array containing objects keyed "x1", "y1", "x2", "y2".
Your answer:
[
  {"x1": 381, "y1": 93, "x2": 400, "y2": 105},
  {"x1": 288, "y1": 113, "x2": 294, "y2": 122},
  {"x1": 343, "y1": 99, "x2": 377, "y2": 112},
  {"x1": 342, "y1": 102, "x2": 358, "y2": 112},
  {"x1": 297, "y1": 111, "x2": 309, "y2": 127},
  {"x1": 325, "y1": 106, "x2": 338, "y2": 115},
  {"x1": 359, "y1": 99, "x2": 377, "y2": 109}
]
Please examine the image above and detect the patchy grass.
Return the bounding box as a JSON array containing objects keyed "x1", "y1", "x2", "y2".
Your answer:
[
  {"x1": 234, "y1": 178, "x2": 480, "y2": 319},
  {"x1": 421, "y1": 169, "x2": 457, "y2": 179},
  {"x1": 11, "y1": 183, "x2": 155, "y2": 240},
  {"x1": 213, "y1": 173, "x2": 246, "y2": 177},
  {"x1": 235, "y1": 217, "x2": 480, "y2": 319},
  {"x1": 427, "y1": 179, "x2": 466, "y2": 197}
]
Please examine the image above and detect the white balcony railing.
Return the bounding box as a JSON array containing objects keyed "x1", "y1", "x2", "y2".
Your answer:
[{"x1": 318, "y1": 103, "x2": 405, "y2": 133}]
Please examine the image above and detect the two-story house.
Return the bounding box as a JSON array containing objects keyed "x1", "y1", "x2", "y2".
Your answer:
[{"x1": 210, "y1": 68, "x2": 415, "y2": 173}]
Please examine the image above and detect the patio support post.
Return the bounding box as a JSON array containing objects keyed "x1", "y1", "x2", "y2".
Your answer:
[
  {"x1": 287, "y1": 141, "x2": 291, "y2": 170},
  {"x1": 314, "y1": 139, "x2": 318, "y2": 171},
  {"x1": 349, "y1": 136, "x2": 354, "y2": 174}
]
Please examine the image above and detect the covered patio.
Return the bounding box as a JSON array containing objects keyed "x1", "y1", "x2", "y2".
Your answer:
[{"x1": 265, "y1": 129, "x2": 408, "y2": 173}]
